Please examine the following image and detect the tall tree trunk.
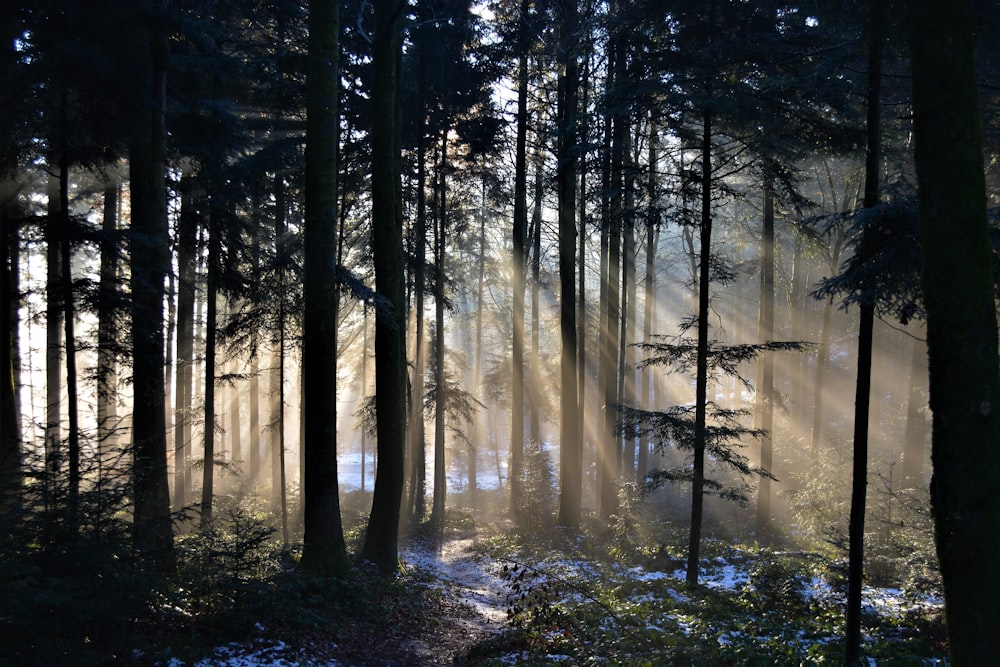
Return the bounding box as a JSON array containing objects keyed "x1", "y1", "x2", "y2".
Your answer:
[
  {"x1": 406, "y1": 33, "x2": 428, "y2": 522},
  {"x1": 846, "y1": 1, "x2": 884, "y2": 658},
  {"x1": 361, "y1": 308, "x2": 370, "y2": 493},
  {"x1": 809, "y1": 228, "x2": 844, "y2": 455},
  {"x1": 600, "y1": 14, "x2": 624, "y2": 519},
  {"x1": 55, "y1": 103, "x2": 80, "y2": 514},
  {"x1": 619, "y1": 124, "x2": 636, "y2": 481},
  {"x1": 509, "y1": 0, "x2": 529, "y2": 522},
  {"x1": 639, "y1": 122, "x2": 658, "y2": 483},
  {"x1": 277, "y1": 307, "x2": 289, "y2": 546},
  {"x1": 901, "y1": 332, "x2": 927, "y2": 486},
  {"x1": 577, "y1": 46, "x2": 591, "y2": 499},
  {"x1": 555, "y1": 0, "x2": 580, "y2": 528},
  {"x1": 129, "y1": 0, "x2": 175, "y2": 571},
  {"x1": 687, "y1": 100, "x2": 713, "y2": 587},
  {"x1": 529, "y1": 152, "x2": 542, "y2": 445},
  {"x1": 300, "y1": 0, "x2": 350, "y2": 576},
  {"x1": 471, "y1": 182, "x2": 488, "y2": 506},
  {"x1": 431, "y1": 129, "x2": 448, "y2": 529},
  {"x1": 45, "y1": 168, "x2": 62, "y2": 504},
  {"x1": 200, "y1": 200, "x2": 220, "y2": 529},
  {"x1": 910, "y1": 0, "x2": 1000, "y2": 660},
  {"x1": 755, "y1": 174, "x2": 775, "y2": 532},
  {"x1": 270, "y1": 336, "x2": 282, "y2": 503},
  {"x1": 174, "y1": 173, "x2": 197, "y2": 509},
  {"x1": 363, "y1": 0, "x2": 406, "y2": 572},
  {"x1": 228, "y1": 354, "x2": 241, "y2": 476},
  {"x1": 1, "y1": 176, "x2": 23, "y2": 510}
]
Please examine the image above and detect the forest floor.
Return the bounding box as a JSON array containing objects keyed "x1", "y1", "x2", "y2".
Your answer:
[
  {"x1": 335, "y1": 531, "x2": 510, "y2": 666},
  {"x1": 181, "y1": 527, "x2": 512, "y2": 667},
  {"x1": 163, "y1": 518, "x2": 948, "y2": 666}
]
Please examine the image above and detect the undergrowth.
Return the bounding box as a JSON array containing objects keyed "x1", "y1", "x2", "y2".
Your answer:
[{"x1": 471, "y1": 506, "x2": 948, "y2": 666}]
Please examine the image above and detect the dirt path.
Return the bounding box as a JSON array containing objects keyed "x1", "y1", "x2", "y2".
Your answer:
[{"x1": 393, "y1": 534, "x2": 509, "y2": 665}]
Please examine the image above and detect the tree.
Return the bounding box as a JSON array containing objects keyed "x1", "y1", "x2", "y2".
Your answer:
[
  {"x1": 299, "y1": 0, "x2": 350, "y2": 577},
  {"x1": 129, "y1": 0, "x2": 175, "y2": 573},
  {"x1": 509, "y1": 0, "x2": 530, "y2": 525},
  {"x1": 199, "y1": 193, "x2": 221, "y2": 528},
  {"x1": 555, "y1": 0, "x2": 581, "y2": 528},
  {"x1": 173, "y1": 172, "x2": 199, "y2": 509},
  {"x1": 1, "y1": 178, "x2": 22, "y2": 511},
  {"x1": 845, "y1": 1, "x2": 885, "y2": 659},
  {"x1": 363, "y1": 0, "x2": 406, "y2": 573},
  {"x1": 910, "y1": 0, "x2": 1000, "y2": 660}
]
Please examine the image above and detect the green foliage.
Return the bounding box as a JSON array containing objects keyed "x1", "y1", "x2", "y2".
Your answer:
[
  {"x1": 175, "y1": 499, "x2": 283, "y2": 616},
  {"x1": 0, "y1": 470, "x2": 152, "y2": 666},
  {"x1": 739, "y1": 550, "x2": 814, "y2": 616},
  {"x1": 474, "y1": 529, "x2": 946, "y2": 666},
  {"x1": 785, "y1": 441, "x2": 941, "y2": 595},
  {"x1": 516, "y1": 441, "x2": 556, "y2": 531}
]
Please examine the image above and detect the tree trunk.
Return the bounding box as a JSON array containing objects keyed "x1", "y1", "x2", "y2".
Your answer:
[
  {"x1": 300, "y1": 0, "x2": 350, "y2": 576},
  {"x1": 809, "y1": 227, "x2": 844, "y2": 455},
  {"x1": 55, "y1": 108, "x2": 81, "y2": 514},
  {"x1": 406, "y1": 33, "x2": 429, "y2": 522},
  {"x1": 472, "y1": 183, "x2": 488, "y2": 506},
  {"x1": 45, "y1": 169, "x2": 62, "y2": 504},
  {"x1": 363, "y1": 0, "x2": 406, "y2": 572},
  {"x1": 129, "y1": 1, "x2": 175, "y2": 571},
  {"x1": 431, "y1": 129, "x2": 448, "y2": 529},
  {"x1": 901, "y1": 333, "x2": 927, "y2": 486},
  {"x1": 1, "y1": 177, "x2": 23, "y2": 511},
  {"x1": 687, "y1": 100, "x2": 712, "y2": 587},
  {"x1": 846, "y1": 1, "x2": 884, "y2": 657},
  {"x1": 555, "y1": 0, "x2": 580, "y2": 528},
  {"x1": 910, "y1": 0, "x2": 1000, "y2": 660},
  {"x1": 577, "y1": 47, "x2": 591, "y2": 502},
  {"x1": 509, "y1": 1, "x2": 529, "y2": 522},
  {"x1": 200, "y1": 200, "x2": 220, "y2": 529},
  {"x1": 638, "y1": 122, "x2": 658, "y2": 483},
  {"x1": 174, "y1": 172, "x2": 198, "y2": 509},
  {"x1": 529, "y1": 152, "x2": 542, "y2": 445},
  {"x1": 755, "y1": 174, "x2": 775, "y2": 532},
  {"x1": 600, "y1": 14, "x2": 624, "y2": 520},
  {"x1": 619, "y1": 123, "x2": 636, "y2": 481}
]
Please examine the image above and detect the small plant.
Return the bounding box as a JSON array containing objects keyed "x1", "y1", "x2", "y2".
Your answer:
[
  {"x1": 740, "y1": 550, "x2": 813, "y2": 615},
  {"x1": 517, "y1": 441, "x2": 556, "y2": 531}
]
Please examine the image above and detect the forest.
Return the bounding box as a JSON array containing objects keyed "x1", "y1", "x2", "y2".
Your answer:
[{"x1": 2, "y1": 0, "x2": 999, "y2": 664}]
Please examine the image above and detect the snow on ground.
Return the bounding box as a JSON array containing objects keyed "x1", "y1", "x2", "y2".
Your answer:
[
  {"x1": 157, "y1": 638, "x2": 341, "y2": 667},
  {"x1": 162, "y1": 538, "x2": 506, "y2": 667},
  {"x1": 401, "y1": 536, "x2": 509, "y2": 625}
]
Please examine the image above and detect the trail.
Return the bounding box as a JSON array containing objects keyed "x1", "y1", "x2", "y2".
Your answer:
[{"x1": 397, "y1": 533, "x2": 510, "y2": 663}]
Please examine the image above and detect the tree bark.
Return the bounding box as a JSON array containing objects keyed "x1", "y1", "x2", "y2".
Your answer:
[
  {"x1": 174, "y1": 173, "x2": 197, "y2": 509},
  {"x1": 200, "y1": 199, "x2": 220, "y2": 529},
  {"x1": 555, "y1": 0, "x2": 580, "y2": 528},
  {"x1": 509, "y1": 0, "x2": 529, "y2": 522},
  {"x1": 431, "y1": 129, "x2": 448, "y2": 529},
  {"x1": 45, "y1": 169, "x2": 62, "y2": 503},
  {"x1": 129, "y1": 0, "x2": 175, "y2": 572},
  {"x1": 755, "y1": 174, "x2": 775, "y2": 532},
  {"x1": 363, "y1": 0, "x2": 406, "y2": 572},
  {"x1": 687, "y1": 102, "x2": 712, "y2": 587},
  {"x1": 1, "y1": 177, "x2": 23, "y2": 511},
  {"x1": 910, "y1": 0, "x2": 1000, "y2": 660},
  {"x1": 600, "y1": 11, "x2": 624, "y2": 519},
  {"x1": 846, "y1": 1, "x2": 884, "y2": 657},
  {"x1": 300, "y1": 0, "x2": 350, "y2": 576},
  {"x1": 901, "y1": 333, "x2": 927, "y2": 486}
]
